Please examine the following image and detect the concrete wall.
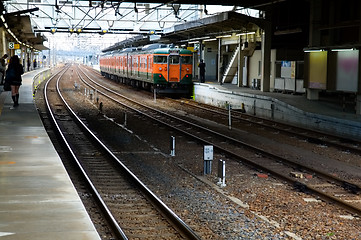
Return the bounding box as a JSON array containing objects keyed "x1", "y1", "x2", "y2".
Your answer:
[
  {"x1": 202, "y1": 41, "x2": 218, "y2": 81},
  {"x1": 248, "y1": 49, "x2": 277, "y2": 90},
  {"x1": 194, "y1": 83, "x2": 361, "y2": 140}
]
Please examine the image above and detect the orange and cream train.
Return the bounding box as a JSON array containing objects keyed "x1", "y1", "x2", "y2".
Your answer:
[{"x1": 99, "y1": 44, "x2": 193, "y2": 95}]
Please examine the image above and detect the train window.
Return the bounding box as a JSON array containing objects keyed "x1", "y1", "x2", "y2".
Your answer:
[
  {"x1": 169, "y1": 55, "x2": 180, "y2": 64},
  {"x1": 181, "y1": 56, "x2": 192, "y2": 64},
  {"x1": 154, "y1": 55, "x2": 167, "y2": 63}
]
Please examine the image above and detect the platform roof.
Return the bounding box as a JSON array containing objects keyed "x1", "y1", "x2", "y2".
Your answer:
[
  {"x1": 161, "y1": 11, "x2": 265, "y2": 43},
  {"x1": 4, "y1": 15, "x2": 48, "y2": 51},
  {"x1": 103, "y1": 11, "x2": 265, "y2": 52}
]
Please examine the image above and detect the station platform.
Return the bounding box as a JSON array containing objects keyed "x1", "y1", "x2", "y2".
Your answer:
[
  {"x1": 193, "y1": 80, "x2": 361, "y2": 140},
  {"x1": 0, "y1": 69, "x2": 100, "y2": 239}
]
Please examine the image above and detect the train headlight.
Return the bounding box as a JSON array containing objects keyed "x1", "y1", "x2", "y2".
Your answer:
[
  {"x1": 186, "y1": 68, "x2": 189, "y2": 71},
  {"x1": 159, "y1": 67, "x2": 162, "y2": 71}
]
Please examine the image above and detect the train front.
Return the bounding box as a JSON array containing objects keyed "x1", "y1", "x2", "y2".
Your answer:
[{"x1": 152, "y1": 48, "x2": 193, "y2": 95}]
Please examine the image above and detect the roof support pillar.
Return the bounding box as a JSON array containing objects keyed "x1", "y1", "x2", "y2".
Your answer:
[
  {"x1": 356, "y1": 95, "x2": 361, "y2": 115},
  {"x1": 261, "y1": 23, "x2": 271, "y2": 92},
  {"x1": 237, "y1": 37, "x2": 243, "y2": 87},
  {"x1": 217, "y1": 37, "x2": 222, "y2": 84},
  {"x1": 1, "y1": 28, "x2": 6, "y2": 56},
  {"x1": 199, "y1": 40, "x2": 203, "y2": 81}
]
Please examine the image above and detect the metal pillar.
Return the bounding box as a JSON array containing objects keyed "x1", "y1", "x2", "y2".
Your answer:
[
  {"x1": 237, "y1": 36, "x2": 244, "y2": 87},
  {"x1": 217, "y1": 38, "x2": 222, "y2": 84},
  {"x1": 1, "y1": 29, "x2": 6, "y2": 56},
  {"x1": 261, "y1": 25, "x2": 271, "y2": 92}
]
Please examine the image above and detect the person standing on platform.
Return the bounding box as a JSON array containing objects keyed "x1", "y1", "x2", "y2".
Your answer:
[
  {"x1": 0, "y1": 54, "x2": 8, "y2": 85},
  {"x1": 5, "y1": 55, "x2": 24, "y2": 107},
  {"x1": 198, "y1": 59, "x2": 206, "y2": 83}
]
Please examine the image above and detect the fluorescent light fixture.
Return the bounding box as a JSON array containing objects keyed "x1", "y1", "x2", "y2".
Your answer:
[
  {"x1": 331, "y1": 48, "x2": 355, "y2": 52},
  {"x1": 0, "y1": 15, "x2": 5, "y2": 22},
  {"x1": 303, "y1": 49, "x2": 324, "y2": 52},
  {"x1": 188, "y1": 41, "x2": 199, "y2": 44},
  {"x1": 188, "y1": 36, "x2": 210, "y2": 42},
  {"x1": 203, "y1": 38, "x2": 217, "y2": 42},
  {"x1": 216, "y1": 35, "x2": 232, "y2": 38},
  {"x1": 236, "y1": 32, "x2": 256, "y2": 36}
]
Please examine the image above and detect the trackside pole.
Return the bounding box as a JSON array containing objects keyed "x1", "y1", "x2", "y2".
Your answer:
[
  {"x1": 89, "y1": 89, "x2": 93, "y2": 100},
  {"x1": 124, "y1": 113, "x2": 127, "y2": 126},
  {"x1": 217, "y1": 159, "x2": 226, "y2": 187},
  {"x1": 228, "y1": 103, "x2": 232, "y2": 130},
  {"x1": 170, "y1": 136, "x2": 175, "y2": 156}
]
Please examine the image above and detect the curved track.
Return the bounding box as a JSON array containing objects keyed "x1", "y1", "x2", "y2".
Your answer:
[{"x1": 44, "y1": 65, "x2": 201, "y2": 240}]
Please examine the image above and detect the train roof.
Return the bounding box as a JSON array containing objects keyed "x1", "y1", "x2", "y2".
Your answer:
[
  {"x1": 152, "y1": 48, "x2": 192, "y2": 54},
  {"x1": 100, "y1": 46, "x2": 192, "y2": 57},
  {"x1": 142, "y1": 44, "x2": 168, "y2": 50}
]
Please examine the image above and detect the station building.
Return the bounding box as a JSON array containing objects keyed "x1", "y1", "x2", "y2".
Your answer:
[{"x1": 103, "y1": 1, "x2": 361, "y2": 116}]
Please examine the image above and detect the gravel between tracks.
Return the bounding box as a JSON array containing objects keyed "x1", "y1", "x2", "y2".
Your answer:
[{"x1": 36, "y1": 66, "x2": 361, "y2": 240}]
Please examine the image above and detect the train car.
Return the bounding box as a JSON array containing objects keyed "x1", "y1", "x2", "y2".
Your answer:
[{"x1": 99, "y1": 44, "x2": 193, "y2": 95}]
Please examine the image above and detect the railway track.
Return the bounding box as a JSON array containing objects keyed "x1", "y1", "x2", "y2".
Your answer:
[
  {"x1": 175, "y1": 98, "x2": 361, "y2": 156},
  {"x1": 78, "y1": 65, "x2": 361, "y2": 217},
  {"x1": 43, "y1": 65, "x2": 201, "y2": 240}
]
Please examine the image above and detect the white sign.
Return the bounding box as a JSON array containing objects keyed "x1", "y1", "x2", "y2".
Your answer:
[
  {"x1": 204, "y1": 145, "x2": 213, "y2": 160},
  {"x1": 9, "y1": 42, "x2": 14, "y2": 49}
]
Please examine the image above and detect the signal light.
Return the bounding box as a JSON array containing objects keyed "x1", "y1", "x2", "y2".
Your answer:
[{"x1": 50, "y1": 27, "x2": 57, "y2": 34}]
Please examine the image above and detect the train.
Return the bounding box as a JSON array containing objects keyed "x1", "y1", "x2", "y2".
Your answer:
[{"x1": 99, "y1": 44, "x2": 193, "y2": 95}]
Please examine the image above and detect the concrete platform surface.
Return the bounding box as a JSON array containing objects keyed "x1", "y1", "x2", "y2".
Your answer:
[{"x1": 0, "y1": 69, "x2": 100, "y2": 240}]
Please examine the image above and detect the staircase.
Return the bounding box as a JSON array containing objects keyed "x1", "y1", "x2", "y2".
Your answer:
[{"x1": 221, "y1": 46, "x2": 240, "y2": 83}]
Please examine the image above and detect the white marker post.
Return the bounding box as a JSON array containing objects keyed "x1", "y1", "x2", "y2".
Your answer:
[
  {"x1": 228, "y1": 103, "x2": 232, "y2": 130},
  {"x1": 217, "y1": 159, "x2": 226, "y2": 187},
  {"x1": 170, "y1": 136, "x2": 175, "y2": 156},
  {"x1": 203, "y1": 145, "x2": 213, "y2": 174},
  {"x1": 124, "y1": 113, "x2": 127, "y2": 127}
]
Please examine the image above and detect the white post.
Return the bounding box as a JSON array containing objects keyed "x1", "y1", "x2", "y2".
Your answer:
[
  {"x1": 124, "y1": 113, "x2": 127, "y2": 126},
  {"x1": 217, "y1": 159, "x2": 226, "y2": 187},
  {"x1": 170, "y1": 136, "x2": 175, "y2": 156},
  {"x1": 228, "y1": 103, "x2": 232, "y2": 130},
  {"x1": 221, "y1": 160, "x2": 226, "y2": 187}
]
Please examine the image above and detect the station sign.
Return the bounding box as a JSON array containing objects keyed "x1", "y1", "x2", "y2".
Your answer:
[{"x1": 8, "y1": 42, "x2": 20, "y2": 49}]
